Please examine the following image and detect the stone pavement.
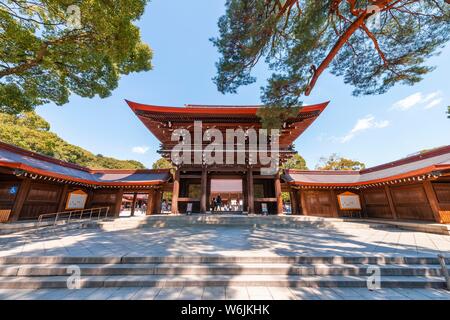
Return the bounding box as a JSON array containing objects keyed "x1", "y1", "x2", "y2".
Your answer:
[
  {"x1": 0, "y1": 225, "x2": 449, "y2": 257},
  {"x1": 0, "y1": 287, "x2": 449, "y2": 300},
  {"x1": 1, "y1": 224, "x2": 450, "y2": 300}
]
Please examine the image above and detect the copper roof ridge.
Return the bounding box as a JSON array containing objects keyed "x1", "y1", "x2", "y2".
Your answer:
[
  {"x1": 284, "y1": 145, "x2": 450, "y2": 177},
  {"x1": 90, "y1": 168, "x2": 171, "y2": 174},
  {"x1": 284, "y1": 169, "x2": 360, "y2": 175},
  {"x1": 0, "y1": 141, "x2": 91, "y2": 172},
  {"x1": 0, "y1": 141, "x2": 172, "y2": 176},
  {"x1": 360, "y1": 145, "x2": 450, "y2": 174}
]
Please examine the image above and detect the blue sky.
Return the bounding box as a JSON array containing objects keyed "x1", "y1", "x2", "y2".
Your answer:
[{"x1": 36, "y1": 1, "x2": 450, "y2": 169}]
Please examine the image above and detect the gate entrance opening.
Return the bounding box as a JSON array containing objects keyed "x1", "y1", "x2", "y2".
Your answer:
[{"x1": 210, "y1": 179, "x2": 244, "y2": 213}]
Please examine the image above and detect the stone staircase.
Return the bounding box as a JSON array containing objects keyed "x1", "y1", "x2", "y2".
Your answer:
[
  {"x1": 84, "y1": 215, "x2": 396, "y2": 232},
  {"x1": 0, "y1": 256, "x2": 448, "y2": 289},
  {"x1": 3, "y1": 215, "x2": 449, "y2": 236}
]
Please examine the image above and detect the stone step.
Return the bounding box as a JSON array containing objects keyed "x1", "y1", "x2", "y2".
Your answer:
[
  {"x1": 1, "y1": 256, "x2": 447, "y2": 265},
  {"x1": 0, "y1": 274, "x2": 445, "y2": 289},
  {"x1": 0, "y1": 263, "x2": 447, "y2": 277},
  {"x1": 96, "y1": 220, "x2": 392, "y2": 228},
  {"x1": 86, "y1": 216, "x2": 396, "y2": 231}
]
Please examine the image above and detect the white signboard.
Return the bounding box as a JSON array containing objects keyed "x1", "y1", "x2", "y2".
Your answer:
[
  {"x1": 261, "y1": 203, "x2": 268, "y2": 215},
  {"x1": 186, "y1": 203, "x2": 193, "y2": 213},
  {"x1": 338, "y1": 192, "x2": 362, "y2": 211},
  {"x1": 66, "y1": 190, "x2": 88, "y2": 210}
]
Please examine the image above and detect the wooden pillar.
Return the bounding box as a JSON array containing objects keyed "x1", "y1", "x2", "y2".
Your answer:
[
  {"x1": 200, "y1": 167, "x2": 207, "y2": 213},
  {"x1": 206, "y1": 176, "x2": 212, "y2": 212},
  {"x1": 275, "y1": 173, "x2": 283, "y2": 215},
  {"x1": 153, "y1": 189, "x2": 162, "y2": 214},
  {"x1": 329, "y1": 189, "x2": 340, "y2": 218},
  {"x1": 130, "y1": 193, "x2": 137, "y2": 217},
  {"x1": 9, "y1": 178, "x2": 32, "y2": 222},
  {"x1": 247, "y1": 168, "x2": 255, "y2": 214},
  {"x1": 85, "y1": 189, "x2": 94, "y2": 209},
  {"x1": 57, "y1": 185, "x2": 70, "y2": 213},
  {"x1": 146, "y1": 189, "x2": 155, "y2": 216},
  {"x1": 300, "y1": 189, "x2": 308, "y2": 216},
  {"x1": 294, "y1": 189, "x2": 301, "y2": 215},
  {"x1": 290, "y1": 190, "x2": 298, "y2": 215},
  {"x1": 384, "y1": 185, "x2": 398, "y2": 220},
  {"x1": 293, "y1": 189, "x2": 301, "y2": 215},
  {"x1": 113, "y1": 188, "x2": 124, "y2": 218},
  {"x1": 360, "y1": 191, "x2": 368, "y2": 218},
  {"x1": 423, "y1": 180, "x2": 443, "y2": 223},
  {"x1": 242, "y1": 174, "x2": 248, "y2": 213},
  {"x1": 171, "y1": 169, "x2": 180, "y2": 214}
]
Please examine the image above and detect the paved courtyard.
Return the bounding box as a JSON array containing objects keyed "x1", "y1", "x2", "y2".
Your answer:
[
  {"x1": 1, "y1": 224, "x2": 449, "y2": 257},
  {"x1": 1, "y1": 286, "x2": 450, "y2": 300},
  {"x1": 1, "y1": 224, "x2": 449, "y2": 300}
]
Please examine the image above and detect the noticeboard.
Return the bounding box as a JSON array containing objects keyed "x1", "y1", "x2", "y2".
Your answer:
[
  {"x1": 65, "y1": 190, "x2": 88, "y2": 210},
  {"x1": 337, "y1": 192, "x2": 362, "y2": 211},
  {"x1": 261, "y1": 203, "x2": 268, "y2": 215}
]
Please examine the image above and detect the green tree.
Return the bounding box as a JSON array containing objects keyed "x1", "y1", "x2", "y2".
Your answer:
[
  {"x1": 316, "y1": 153, "x2": 366, "y2": 170},
  {"x1": 213, "y1": 1, "x2": 449, "y2": 111},
  {"x1": 447, "y1": 106, "x2": 450, "y2": 118},
  {"x1": 152, "y1": 157, "x2": 173, "y2": 170},
  {"x1": 0, "y1": 0, "x2": 152, "y2": 114},
  {"x1": 0, "y1": 111, "x2": 145, "y2": 169},
  {"x1": 282, "y1": 153, "x2": 308, "y2": 170}
]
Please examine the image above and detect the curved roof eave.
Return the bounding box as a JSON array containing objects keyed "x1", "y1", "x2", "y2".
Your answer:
[{"x1": 125, "y1": 100, "x2": 330, "y2": 116}]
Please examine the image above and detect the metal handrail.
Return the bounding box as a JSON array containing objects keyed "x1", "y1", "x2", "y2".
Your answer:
[
  {"x1": 37, "y1": 207, "x2": 110, "y2": 227},
  {"x1": 438, "y1": 254, "x2": 450, "y2": 291}
]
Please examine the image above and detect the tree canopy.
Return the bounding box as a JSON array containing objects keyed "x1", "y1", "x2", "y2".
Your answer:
[
  {"x1": 213, "y1": 0, "x2": 449, "y2": 110},
  {"x1": 152, "y1": 158, "x2": 174, "y2": 170},
  {"x1": 0, "y1": 0, "x2": 152, "y2": 114},
  {"x1": 0, "y1": 111, "x2": 145, "y2": 169},
  {"x1": 316, "y1": 153, "x2": 366, "y2": 170},
  {"x1": 282, "y1": 153, "x2": 308, "y2": 169}
]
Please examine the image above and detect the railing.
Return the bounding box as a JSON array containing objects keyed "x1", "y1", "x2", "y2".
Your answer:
[
  {"x1": 438, "y1": 254, "x2": 450, "y2": 291},
  {"x1": 37, "y1": 207, "x2": 110, "y2": 227}
]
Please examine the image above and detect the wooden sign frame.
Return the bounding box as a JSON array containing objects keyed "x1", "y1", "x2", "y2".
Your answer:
[
  {"x1": 337, "y1": 192, "x2": 362, "y2": 211},
  {"x1": 261, "y1": 203, "x2": 268, "y2": 215},
  {"x1": 65, "y1": 190, "x2": 88, "y2": 210}
]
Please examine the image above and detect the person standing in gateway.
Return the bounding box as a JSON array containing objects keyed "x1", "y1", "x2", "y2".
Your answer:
[{"x1": 216, "y1": 195, "x2": 222, "y2": 211}]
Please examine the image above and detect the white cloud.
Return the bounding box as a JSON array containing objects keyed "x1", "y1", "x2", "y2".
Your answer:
[
  {"x1": 392, "y1": 92, "x2": 423, "y2": 111},
  {"x1": 423, "y1": 91, "x2": 442, "y2": 103},
  {"x1": 424, "y1": 98, "x2": 443, "y2": 110},
  {"x1": 338, "y1": 115, "x2": 390, "y2": 143},
  {"x1": 392, "y1": 91, "x2": 443, "y2": 111},
  {"x1": 340, "y1": 134, "x2": 355, "y2": 144},
  {"x1": 132, "y1": 146, "x2": 150, "y2": 154},
  {"x1": 352, "y1": 115, "x2": 389, "y2": 132}
]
